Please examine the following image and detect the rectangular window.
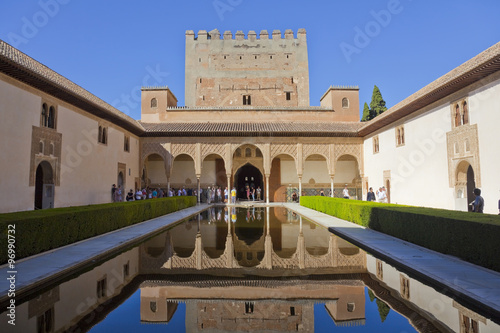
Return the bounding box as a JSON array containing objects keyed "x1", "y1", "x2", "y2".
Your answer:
[
  {"x1": 245, "y1": 302, "x2": 254, "y2": 314},
  {"x1": 286, "y1": 92, "x2": 291, "y2": 101},
  {"x1": 373, "y1": 136, "x2": 380, "y2": 154},
  {"x1": 97, "y1": 277, "x2": 107, "y2": 299},
  {"x1": 243, "y1": 95, "x2": 251, "y2": 105},
  {"x1": 124, "y1": 135, "x2": 130, "y2": 152},
  {"x1": 37, "y1": 308, "x2": 54, "y2": 333},
  {"x1": 395, "y1": 125, "x2": 405, "y2": 147},
  {"x1": 123, "y1": 262, "x2": 130, "y2": 278}
]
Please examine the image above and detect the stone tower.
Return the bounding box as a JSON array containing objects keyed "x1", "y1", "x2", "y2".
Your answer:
[{"x1": 185, "y1": 29, "x2": 310, "y2": 107}]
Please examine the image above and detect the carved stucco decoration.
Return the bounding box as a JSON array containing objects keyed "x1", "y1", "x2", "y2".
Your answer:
[{"x1": 446, "y1": 124, "x2": 481, "y2": 188}]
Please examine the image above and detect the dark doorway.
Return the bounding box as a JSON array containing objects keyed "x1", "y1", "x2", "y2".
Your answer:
[
  {"x1": 466, "y1": 165, "x2": 475, "y2": 212},
  {"x1": 234, "y1": 163, "x2": 263, "y2": 200},
  {"x1": 34, "y1": 161, "x2": 54, "y2": 210}
]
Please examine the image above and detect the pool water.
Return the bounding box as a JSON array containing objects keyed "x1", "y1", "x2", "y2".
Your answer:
[{"x1": 1, "y1": 206, "x2": 496, "y2": 332}]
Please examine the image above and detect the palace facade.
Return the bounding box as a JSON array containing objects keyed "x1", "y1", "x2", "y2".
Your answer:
[{"x1": 0, "y1": 29, "x2": 499, "y2": 213}]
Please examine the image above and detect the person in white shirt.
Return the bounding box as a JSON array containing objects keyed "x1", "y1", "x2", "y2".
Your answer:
[{"x1": 343, "y1": 185, "x2": 350, "y2": 199}]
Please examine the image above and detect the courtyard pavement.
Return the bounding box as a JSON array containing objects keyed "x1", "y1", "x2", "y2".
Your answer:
[
  {"x1": 284, "y1": 203, "x2": 500, "y2": 321},
  {"x1": 1, "y1": 202, "x2": 499, "y2": 321}
]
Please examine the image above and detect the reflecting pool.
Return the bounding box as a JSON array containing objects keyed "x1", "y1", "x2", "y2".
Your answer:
[{"x1": 1, "y1": 206, "x2": 498, "y2": 332}]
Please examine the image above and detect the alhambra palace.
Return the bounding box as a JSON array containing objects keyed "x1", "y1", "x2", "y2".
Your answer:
[{"x1": 1, "y1": 29, "x2": 499, "y2": 214}]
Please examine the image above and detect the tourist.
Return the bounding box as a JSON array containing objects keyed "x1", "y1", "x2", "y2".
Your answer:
[
  {"x1": 152, "y1": 188, "x2": 158, "y2": 198},
  {"x1": 135, "y1": 189, "x2": 142, "y2": 200},
  {"x1": 367, "y1": 187, "x2": 376, "y2": 202},
  {"x1": 256, "y1": 186, "x2": 262, "y2": 200},
  {"x1": 246, "y1": 186, "x2": 250, "y2": 200},
  {"x1": 343, "y1": 185, "x2": 350, "y2": 199},
  {"x1": 292, "y1": 191, "x2": 298, "y2": 202},
  {"x1": 115, "y1": 185, "x2": 122, "y2": 202},
  {"x1": 207, "y1": 187, "x2": 212, "y2": 204},
  {"x1": 126, "y1": 189, "x2": 134, "y2": 201},
  {"x1": 320, "y1": 189, "x2": 325, "y2": 196},
  {"x1": 182, "y1": 186, "x2": 187, "y2": 196},
  {"x1": 224, "y1": 187, "x2": 228, "y2": 203},
  {"x1": 471, "y1": 188, "x2": 484, "y2": 213},
  {"x1": 216, "y1": 187, "x2": 222, "y2": 203},
  {"x1": 231, "y1": 187, "x2": 237, "y2": 204},
  {"x1": 111, "y1": 184, "x2": 116, "y2": 202},
  {"x1": 251, "y1": 186, "x2": 255, "y2": 201}
]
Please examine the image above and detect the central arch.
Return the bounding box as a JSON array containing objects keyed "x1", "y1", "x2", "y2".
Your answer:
[
  {"x1": 34, "y1": 161, "x2": 54, "y2": 210},
  {"x1": 234, "y1": 163, "x2": 263, "y2": 200}
]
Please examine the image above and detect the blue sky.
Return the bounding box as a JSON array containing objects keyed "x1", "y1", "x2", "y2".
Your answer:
[{"x1": 1, "y1": 0, "x2": 499, "y2": 121}]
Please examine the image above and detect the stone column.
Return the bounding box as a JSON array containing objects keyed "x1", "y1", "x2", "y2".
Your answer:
[
  {"x1": 330, "y1": 175, "x2": 335, "y2": 197},
  {"x1": 298, "y1": 176, "x2": 302, "y2": 200},
  {"x1": 197, "y1": 177, "x2": 201, "y2": 203},
  {"x1": 265, "y1": 175, "x2": 270, "y2": 204},
  {"x1": 227, "y1": 174, "x2": 231, "y2": 200}
]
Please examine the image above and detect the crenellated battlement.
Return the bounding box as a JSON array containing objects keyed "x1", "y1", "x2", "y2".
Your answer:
[{"x1": 186, "y1": 28, "x2": 306, "y2": 41}]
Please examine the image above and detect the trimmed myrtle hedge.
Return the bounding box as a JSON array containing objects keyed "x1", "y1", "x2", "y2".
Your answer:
[
  {"x1": 0, "y1": 196, "x2": 196, "y2": 264},
  {"x1": 300, "y1": 196, "x2": 500, "y2": 272}
]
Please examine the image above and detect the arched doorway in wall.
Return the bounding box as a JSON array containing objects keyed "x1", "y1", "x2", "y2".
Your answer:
[
  {"x1": 201, "y1": 154, "x2": 226, "y2": 189},
  {"x1": 270, "y1": 154, "x2": 298, "y2": 202},
  {"x1": 234, "y1": 164, "x2": 263, "y2": 200},
  {"x1": 455, "y1": 161, "x2": 475, "y2": 212},
  {"x1": 34, "y1": 161, "x2": 54, "y2": 210},
  {"x1": 232, "y1": 144, "x2": 264, "y2": 201}
]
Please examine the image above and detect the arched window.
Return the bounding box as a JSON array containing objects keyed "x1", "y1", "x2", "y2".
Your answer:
[
  {"x1": 39, "y1": 141, "x2": 44, "y2": 154},
  {"x1": 462, "y1": 101, "x2": 469, "y2": 125},
  {"x1": 49, "y1": 143, "x2": 54, "y2": 155},
  {"x1": 98, "y1": 126, "x2": 103, "y2": 143},
  {"x1": 235, "y1": 148, "x2": 242, "y2": 157},
  {"x1": 151, "y1": 98, "x2": 157, "y2": 108},
  {"x1": 41, "y1": 103, "x2": 48, "y2": 127},
  {"x1": 455, "y1": 104, "x2": 461, "y2": 127},
  {"x1": 396, "y1": 129, "x2": 401, "y2": 145},
  {"x1": 342, "y1": 97, "x2": 349, "y2": 108},
  {"x1": 245, "y1": 148, "x2": 252, "y2": 157},
  {"x1": 102, "y1": 128, "x2": 107, "y2": 144},
  {"x1": 400, "y1": 127, "x2": 405, "y2": 144},
  {"x1": 48, "y1": 106, "x2": 55, "y2": 129}
]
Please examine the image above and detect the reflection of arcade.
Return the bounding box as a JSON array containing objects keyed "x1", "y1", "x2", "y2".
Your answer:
[
  {"x1": 139, "y1": 207, "x2": 366, "y2": 274},
  {"x1": 140, "y1": 278, "x2": 366, "y2": 330}
]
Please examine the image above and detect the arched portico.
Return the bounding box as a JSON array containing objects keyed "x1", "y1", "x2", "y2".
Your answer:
[{"x1": 334, "y1": 154, "x2": 362, "y2": 199}]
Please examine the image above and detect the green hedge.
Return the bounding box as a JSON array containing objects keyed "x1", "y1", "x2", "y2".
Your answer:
[
  {"x1": 300, "y1": 196, "x2": 500, "y2": 272},
  {"x1": 0, "y1": 196, "x2": 196, "y2": 264}
]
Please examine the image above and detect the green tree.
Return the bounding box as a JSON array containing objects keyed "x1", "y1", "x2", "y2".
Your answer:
[
  {"x1": 361, "y1": 102, "x2": 370, "y2": 122},
  {"x1": 375, "y1": 298, "x2": 391, "y2": 322},
  {"x1": 369, "y1": 85, "x2": 387, "y2": 118}
]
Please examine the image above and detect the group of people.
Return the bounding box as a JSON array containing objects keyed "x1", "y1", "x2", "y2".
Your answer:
[
  {"x1": 111, "y1": 184, "x2": 195, "y2": 202},
  {"x1": 244, "y1": 185, "x2": 262, "y2": 201},
  {"x1": 366, "y1": 186, "x2": 388, "y2": 203}
]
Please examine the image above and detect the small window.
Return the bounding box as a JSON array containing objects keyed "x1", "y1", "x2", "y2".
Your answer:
[
  {"x1": 342, "y1": 97, "x2": 349, "y2": 108},
  {"x1": 400, "y1": 275, "x2": 410, "y2": 300},
  {"x1": 151, "y1": 98, "x2": 157, "y2": 108},
  {"x1": 396, "y1": 125, "x2": 405, "y2": 147},
  {"x1": 290, "y1": 306, "x2": 295, "y2": 316},
  {"x1": 98, "y1": 125, "x2": 108, "y2": 145},
  {"x1": 224, "y1": 55, "x2": 227, "y2": 60},
  {"x1": 286, "y1": 92, "x2": 291, "y2": 101},
  {"x1": 239, "y1": 55, "x2": 242, "y2": 60},
  {"x1": 245, "y1": 302, "x2": 254, "y2": 314},
  {"x1": 243, "y1": 95, "x2": 251, "y2": 105},
  {"x1": 462, "y1": 101, "x2": 469, "y2": 125},
  {"x1": 270, "y1": 55, "x2": 273, "y2": 59},
  {"x1": 245, "y1": 148, "x2": 252, "y2": 157},
  {"x1": 41, "y1": 103, "x2": 56, "y2": 129},
  {"x1": 150, "y1": 301, "x2": 157, "y2": 313},
  {"x1": 235, "y1": 148, "x2": 242, "y2": 157},
  {"x1": 49, "y1": 143, "x2": 54, "y2": 156},
  {"x1": 373, "y1": 136, "x2": 380, "y2": 154},
  {"x1": 199, "y1": 78, "x2": 202, "y2": 83},
  {"x1": 455, "y1": 104, "x2": 461, "y2": 127},
  {"x1": 124, "y1": 136, "x2": 130, "y2": 152},
  {"x1": 461, "y1": 314, "x2": 479, "y2": 333},
  {"x1": 97, "y1": 277, "x2": 107, "y2": 299},
  {"x1": 199, "y1": 58, "x2": 201, "y2": 62},
  {"x1": 37, "y1": 308, "x2": 54, "y2": 333},
  {"x1": 376, "y1": 259, "x2": 383, "y2": 280},
  {"x1": 123, "y1": 262, "x2": 130, "y2": 279},
  {"x1": 39, "y1": 141, "x2": 44, "y2": 154}
]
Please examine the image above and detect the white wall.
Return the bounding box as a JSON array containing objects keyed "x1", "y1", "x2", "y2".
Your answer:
[
  {"x1": 363, "y1": 76, "x2": 500, "y2": 213},
  {"x1": 171, "y1": 160, "x2": 196, "y2": 186}
]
